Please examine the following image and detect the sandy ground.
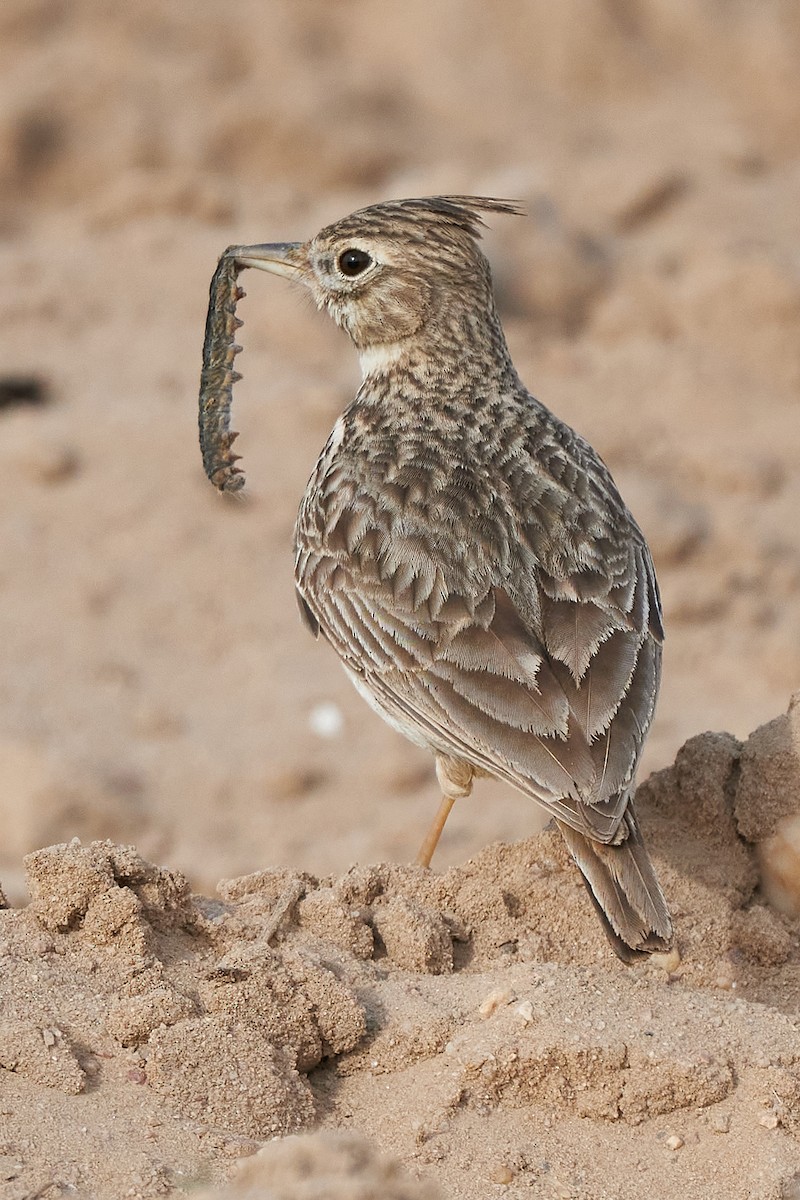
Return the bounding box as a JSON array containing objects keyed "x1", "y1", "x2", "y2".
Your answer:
[
  {"x1": 2, "y1": 710, "x2": 800, "y2": 1198},
  {"x1": 1, "y1": 1, "x2": 800, "y2": 1196}
]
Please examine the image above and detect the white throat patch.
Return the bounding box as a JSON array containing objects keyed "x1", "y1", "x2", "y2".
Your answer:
[{"x1": 358, "y1": 342, "x2": 406, "y2": 379}]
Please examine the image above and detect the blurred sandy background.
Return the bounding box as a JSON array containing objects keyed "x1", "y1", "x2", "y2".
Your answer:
[{"x1": 1, "y1": 0, "x2": 799, "y2": 900}]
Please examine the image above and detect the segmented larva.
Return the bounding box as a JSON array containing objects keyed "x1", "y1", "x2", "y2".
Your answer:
[{"x1": 198, "y1": 250, "x2": 248, "y2": 493}]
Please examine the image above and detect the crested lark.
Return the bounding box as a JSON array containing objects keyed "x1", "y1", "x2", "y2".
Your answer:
[{"x1": 230, "y1": 196, "x2": 672, "y2": 961}]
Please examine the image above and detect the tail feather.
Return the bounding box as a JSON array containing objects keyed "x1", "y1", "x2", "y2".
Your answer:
[{"x1": 557, "y1": 807, "x2": 673, "y2": 963}]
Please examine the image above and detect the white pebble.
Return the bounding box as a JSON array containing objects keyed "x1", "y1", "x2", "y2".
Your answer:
[
  {"x1": 651, "y1": 947, "x2": 682, "y2": 973},
  {"x1": 308, "y1": 702, "x2": 344, "y2": 739},
  {"x1": 514, "y1": 1000, "x2": 534, "y2": 1025}
]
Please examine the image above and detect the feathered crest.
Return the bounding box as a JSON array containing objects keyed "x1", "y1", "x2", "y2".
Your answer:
[{"x1": 317, "y1": 195, "x2": 523, "y2": 246}]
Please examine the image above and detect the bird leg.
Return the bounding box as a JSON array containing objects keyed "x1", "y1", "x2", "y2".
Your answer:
[
  {"x1": 415, "y1": 755, "x2": 475, "y2": 867},
  {"x1": 416, "y1": 794, "x2": 457, "y2": 868}
]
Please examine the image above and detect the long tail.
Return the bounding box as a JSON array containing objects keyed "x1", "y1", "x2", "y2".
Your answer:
[{"x1": 557, "y1": 806, "x2": 673, "y2": 963}]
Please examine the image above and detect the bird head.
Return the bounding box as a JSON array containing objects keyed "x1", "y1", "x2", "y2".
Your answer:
[{"x1": 228, "y1": 196, "x2": 522, "y2": 372}]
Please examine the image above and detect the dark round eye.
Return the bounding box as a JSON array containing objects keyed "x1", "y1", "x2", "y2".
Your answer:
[{"x1": 338, "y1": 248, "x2": 372, "y2": 277}]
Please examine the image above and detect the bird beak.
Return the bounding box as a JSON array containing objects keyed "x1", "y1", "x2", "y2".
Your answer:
[{"x1": 226, "y1": 242, "x2": 305, "y2": 279}]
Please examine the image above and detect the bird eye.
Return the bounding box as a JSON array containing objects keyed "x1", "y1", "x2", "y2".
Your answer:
[{"x1": 337, "y1": 248, "x2": 372, "y2": 277}]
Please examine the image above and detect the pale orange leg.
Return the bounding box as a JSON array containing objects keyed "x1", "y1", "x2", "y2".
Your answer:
[
  {"x1": 415, "y1": 794, "x2": 457, "y2": 867},
  {"x1": 415, "y1": 755, "x2": 475, "y2": 868}
]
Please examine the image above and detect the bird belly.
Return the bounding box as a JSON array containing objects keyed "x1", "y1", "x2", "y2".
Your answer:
[{"x1": 343, "y1": 665, "x2": 438, "y2": 753}]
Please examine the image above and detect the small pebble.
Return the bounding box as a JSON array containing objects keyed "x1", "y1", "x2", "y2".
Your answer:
[
  {"x1": 479, "y1": 987, "x2": 515, "y2": 1018},
  {"x1": 514, "y1": 999, "x2": 534, "y2": 1025},
  {"x1": 665, "y1": 1135, "x2": 684, "y2": 1151},
  {"x1": 489, "y1": 1165, "x2": 515, "y2": 1185},
  {"x1": 759, "y1": 1111, "x2": 780, "y2": 1129},
  {"x1": 308, "y1": 701, "x2": 344, "y2": 738},
  {"x1": 651, "y1": 947, "x2": 681, "y2": 973}
]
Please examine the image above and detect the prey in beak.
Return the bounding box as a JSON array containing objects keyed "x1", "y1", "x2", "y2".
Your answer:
[{"x1": 197, "y1": 240, "x2": 310, "y2": 494}]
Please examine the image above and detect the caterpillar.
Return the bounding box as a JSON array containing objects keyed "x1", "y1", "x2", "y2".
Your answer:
[{"x1": 198, "y1": 250, "x2": 248, "y2": 493}]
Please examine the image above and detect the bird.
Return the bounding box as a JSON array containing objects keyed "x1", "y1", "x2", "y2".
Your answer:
[{"x1": 231, "y1": 196, "x2": 673, "y2": 962}]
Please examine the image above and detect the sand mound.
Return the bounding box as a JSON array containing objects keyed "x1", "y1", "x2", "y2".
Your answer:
[
  {"x1": 194, "y1": 1130, "x2": 445, "y2": 1200},
  {"x1": 1, "y1": 701, "x2": 799, "y2": 1197}
]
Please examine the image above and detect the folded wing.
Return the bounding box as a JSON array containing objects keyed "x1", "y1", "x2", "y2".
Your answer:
[{"x1": 297, "y1": 490, "x2": 663, "y2": 844}]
